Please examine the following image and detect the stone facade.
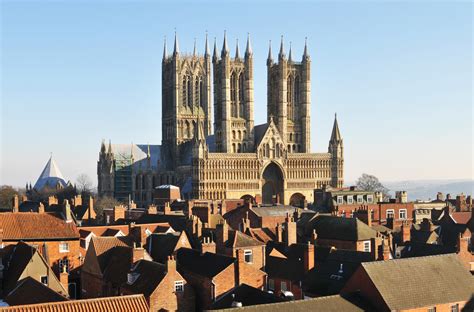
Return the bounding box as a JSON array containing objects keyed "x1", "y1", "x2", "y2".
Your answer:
[{"x1": 98, "y1": 33, "x2": 344, "y2": 206}]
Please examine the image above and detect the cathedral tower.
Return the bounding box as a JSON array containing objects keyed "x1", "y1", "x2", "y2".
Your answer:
[
  {"x1": 162, "y1": 33, "x2": 212, "y2": 167},
  {"x1": 267, "y1": 37, "x2": 311, "y2": 153},
  {"x1": 213, "y1": 32, "x2": 255, "y2": 153},
  {"x1": 329, "y1": 114, "x2": 344, "y2": 188}
]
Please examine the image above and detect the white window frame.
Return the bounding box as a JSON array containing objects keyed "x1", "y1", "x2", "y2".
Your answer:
[
  {"x1": 386, "y1": 209, "x2": 395, "y2": 219},
  {"x1": 347, "y1": 196, "x2": 354, "y2": 204},
  {"x1": 357, "y1": 195, "x2": 363, "y2": 204},
  {"x1": 59, "y1": 242, "x2": 69, "y2": 253},
  {"x1": 363, "y1": 240, "x2": 371, "y2": 252},
  {"x1": 280, "y1": 281, "x2": 287, "y2": 292},
  {"x1": 40, "y1": 275, "x2": 48, "y2": 286},
  {"x1": 337, "y1": 196, "x2": 343, "y2": 204},
  {"x1": 244, "y1": 249, "x2": 253, "y2": 263},
  {"x1": 268, "y1": 278, "x2": 275, "y2": 291},
  {"x1": 399, "y1": 209, "x2": 407, "y2": 220},
  {"x1": 174, "y1": 280, "x2": 184, "y2": 292},
  {"x1": 367, "y1": 195, "x2": 374, "y2": 203}
]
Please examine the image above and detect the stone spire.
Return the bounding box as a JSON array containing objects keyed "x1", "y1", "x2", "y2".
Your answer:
[
  {"x1": 107, "y1": 139, "x2": 113, "y2": 155},
  {"x1": 245, "y1": 33, "x2": 252, "y2": 58},
  {"x1": 235, "y1": 38, "x2": 240, "y2": 59},
  {"x1": 204, "y1": 32, "x2": 210, "y2": 57},
  {"x1": 288, "y1": 41, "x2": 293, "y2": 62},
  {"x1": 212, "y1": 37, "x2": 218, "y2": 62},
  {"x1": 162, "y1": 36, "x2": 167, "y2": 61},
  {"x1": 330, "y1": 113, "x2": 342, "y2": 143},
  {"x1": 303, "y1": 37, "x2": 310, "y2": 61},
  {"x1": 221, "y1": 30, "x2": 229, "y2": 58},
  {"x1": 278, "y1": 35, "x2": 285, "y2": 59},
  {"x1": 100, "y1": 140, "x2": 106, "y2": 154},
  {"x1": 193, "y1": 38, "x2": 197, "y2": 57},
  {"x1": 267, "y1": 40, "x2": 273, "y2": 65},
  {"x1": 173, "y1": 31, "x2": 179, "y2": 57}
]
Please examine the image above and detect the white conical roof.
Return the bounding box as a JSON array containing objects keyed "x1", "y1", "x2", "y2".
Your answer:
[{"x1": 33, "y1": 155, "x2": 67, "y2": 191}]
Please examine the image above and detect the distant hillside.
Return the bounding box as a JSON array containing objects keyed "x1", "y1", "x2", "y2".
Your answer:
[{"x1": 383, "y1": 179, "x2": 473, "y2": 201}]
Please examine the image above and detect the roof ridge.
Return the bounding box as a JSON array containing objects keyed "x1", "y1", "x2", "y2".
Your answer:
[{"x1": 362, "y1": 253, "x2": 458, "y2": 267}]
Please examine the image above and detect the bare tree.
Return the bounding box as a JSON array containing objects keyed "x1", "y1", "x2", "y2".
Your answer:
[
  {"x1": 0, "y1": 185, "x2": 19, "y2": 209},
  {"x1": 356, "y1": 173, "x2": 390, "y2": 199},
  {"x1": 94, "y1": 196, "x2": 121, "y2": 223},
  {"x1": 76, "y1": 174, "x2": 93, "y2": 195}
]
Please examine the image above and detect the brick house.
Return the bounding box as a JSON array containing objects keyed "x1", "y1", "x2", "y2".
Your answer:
[
  {"x1": 341, "y1": 254, "x2": 474, "y2": 311},
  {"x1": 176, "y1": 248, "x2": 267, "y2": 310},
  {"x1": 122, "y1": 258, "x2": 195, "y2": 311},
  {"x1": 147, "y1": 231, "x2": 192, "y2": 264}
]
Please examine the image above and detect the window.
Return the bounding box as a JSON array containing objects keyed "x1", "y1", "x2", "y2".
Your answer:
[
  {"x1": 280, "y1": 281, "x2": 287, "y2": 292},
  {"x1": 386, "y1": 209, "x2": 394, "y2": 219},
  {"x1": 337, "y1": 196, "x2": 343, "y2": 204},
  {"x1": 450, "y1": 304, "x2": 459, "y2": 312},
  {"x1": 357, "y1": 195, "x2": 363, "y2": 204},
  {"x1": 367, "y1": 195, "x2": 374, "y2": 203},
  {"x1": 268, "y1": 279, "x2": 274, "y2": 291},
  {"x1": 59, "y1": 259, "x2": 70, "y2": 273},
  {"x1": 347, "y1": 196, "x2": 353, "y2": 204},
  {"x1": 363, "y1": 240, "x2": 371, "y2": 252},
  {"x1": 174, "y1": 280, "x2": 184, "y2": 292},
  {"x1": 244, "y1": 250, "x2": 253, "y2": 263},
  {"x1": 59, "y1": 242, "x2": 69, "y2": 253},
  {"x1": 40, "y1": 276, "x2": 48, "y2": 286},
  {"x1": 399, "y1": 209, "x2": 407, "y2": 220}
]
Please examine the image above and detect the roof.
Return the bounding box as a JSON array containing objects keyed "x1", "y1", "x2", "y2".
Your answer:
[
  {"x1": 253, "y1": 123, "x2": 269, "y2": 146},
  {"x1": 177, "y1": 248, "x2": 234, "y2": 278},
  {"x1": 122, "y1": 260, "x2": 168, "y2": 296},
  {"x1": 90, "y1": 236, "x2": 133, "y2": 272},
  {"x1": 0, "y1": 295, "x2": 149, "y2": 312},
  {"x1": 451, "y1": 212, "x2": 472, "y2": 224},
  {"x1": 3, "y1": 243, "x2": 39, "y2": 294},
  {"x1": 249, "y1": 205, "x2": 302, "y2": 217},
  {"x1": 226, "y1": 230, "x2": 265, "y2": 248},
  {"x1": 209, "y1": 294, "x2": 365, "y2": 312},
  {"x1": 330, "y1": 114, "x2": 342, "y2": 142},
  {"x1": 4, "y1": 277, "x2": 68, "y2": 306},
  {"x1": 109, "y1": 143, "x2": 161, "y2": 171},
  {"x1": 148, "y1": 232, "x2": 184, "y2": 263},
  {"x1": 312, "y1": 215, "x2": 377, "y2": 241},
  {"x1": 210, "y1": 283, "x2": 285, "y2": 309},
  {"x1": 0, "y1": 213, "x2": 79, "y2": 241},
  {"x1": 33, "y1": 156, "x2": 68, "y2": 191},
  {"x1": 359, "y1": 254, "x2": 474, "y2": 310},
  {"x1": 155, "y1": 184, "x2": 179, "y2": 189}
]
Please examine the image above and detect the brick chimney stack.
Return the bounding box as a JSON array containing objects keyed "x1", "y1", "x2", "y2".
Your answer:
[
  {"x1": 38, "y1": 202, "x2": 45, "y2": 214},
  {"x1": 60, "y1": 265, "x2": 69, "y2": 297},
  {"x1": 166, "y1": 255, "x2": 177, "y2": 273},
  {"x1": 113, "y1": 205, "x2": 125, "y2": 223},
  {"x1": 356, "y1": 206, "x2": 372, "y2": 227},
  {"x1": 132, "y1": 243, "x2": 145, "y2": 264},
  {"x1": 284, "y1": 213, "x2": 296, "y2": 246},
  {"x1": 276, "y1": 224, "x2": 283, "y2": 243},
  {"x1": 303, "y1": 242, "x2": 315, "y2": 273},
  {"x1": 216, "y1": 220, "x2": 229, "y2": 253},
  {"x1": 201, "y1": 237, "x2": 216, "y2": 254},
  {"x1": 12, "y1": 195, "x2": 19, "y2": 213},
  {"x1": 48, "y1": 196, "x2": 58, "y2": 206},
  {"x1": 164, "y1": 202, "x2": 171, "y2": 215},
  {"x1": 401, "y1": 220, "x2": 411, "y2": 243}
]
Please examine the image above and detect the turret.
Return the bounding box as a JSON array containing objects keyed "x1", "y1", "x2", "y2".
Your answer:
[
  {"x1": 267, "y1": 40, "x2": 273, "y2": 66},
  {"x1": 204, "y1": 32, "x2": 210, "y2": 59},
  {"x1": 221, "y1": 30, "x2": 229, "y2": 58},
  {"x1": 245, "y1": 33, "x2": 252, "y2": 60},
  {"x1": 329, "y1": 114, "x2": 344, "y2": 188},
  {"x1": 212, "y1": 37, "x2": 218, "y2": 63},
  {"x1": 235, "y1": 39, "x2": 240, "y2": 59},
  {"x1": 278, "y1": 35, "x2": 286, "y2": 60},
  {"x1": 173, "y1": 31, "x2": 179, "y2": 58},
  {"x1": 162, "y1": 36, "x2": 168, "y2": 61}
]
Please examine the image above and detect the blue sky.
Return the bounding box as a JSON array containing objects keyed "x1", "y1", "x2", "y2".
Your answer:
[{"x1": 1, "y1": 1, "x2": 472, "y2": 187}]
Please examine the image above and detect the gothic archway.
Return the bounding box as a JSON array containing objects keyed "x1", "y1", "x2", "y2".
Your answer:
[
  {"x1": 262, "y1": 162, "x2": 284, "y2": 205},
  {"x1": 289, "y1": 193, "x2": 305, "y2": 208}
]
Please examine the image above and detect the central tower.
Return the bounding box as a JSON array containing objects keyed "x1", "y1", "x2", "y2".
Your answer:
[{"x1": 213, "y1": 33, "x2": 255, "y2": 153}]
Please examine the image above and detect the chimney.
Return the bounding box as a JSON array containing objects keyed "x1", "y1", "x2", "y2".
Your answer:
[
  {"x1": 241, "y1": 211, "x2": 250, "y2": 232},
  {"x1": 48, "y1": 196, "x2": 58, "y2": 206},
  {"x1": 73, "y1": 195, "x2": 82, "y2": 207},
  {"x1": 235, "y1": 249, "x2": 246, "y2": 286},
  {"x1": 303, "y1": 242, "x2": 315, "y2": 273},
  {"x1": 216, "y1": 221, "x2": 229, "y2": 252},
  {"x1": 457, "y1": 232, "x2": 469, "y2": 253},
  {"x1": 166, "y1": 255, "x2": 177, "y2": 272},
  {"x1": 148, "y1": 204, "x2": 158, "y2": 215},
  {"x1": 201, "y1": 237, "x2": 216, "y2": 254},
  {"x1": 379, "y1": 238, "x2": 391, "y2": 261},
  {"x1": 401, "y1": 221, "x2": 410, "y2": 243},
  {"x1": 12, "y1": 195, "x2": 19, "y2": 213},
  {"x1": 436, "y1": 192, "x2": 444, "y2": 201},
  {"x1": 113, "y1": 205, "x2": 125, "y2": 223},
  {"x1": 38, "y1": 202, "x2": 45, "y2": 214},
  {"x1": 164, "y1": 202, "x2": 171, "y2": 214},
  {"x1": 63, "y1": 200, "x2": 72, "y2": 222},
  {"x1": 356, "y1": 206, "x2": 372, "y2": 227},
  {"x1": 60, "y1": 265, "x2": 69, "y2": 296},
  {"x1": 446, "y1": 193, "x2": 452, "y2": 200},
  {"x1": 132, "y1": 244, "x2": 145, "y2": 264},
  {"x1": 284, "y1": 213, "x2": 296, "y2": 246},
  {"x1": 276, "y1": 224, "x2": 283, "y2": 243}
]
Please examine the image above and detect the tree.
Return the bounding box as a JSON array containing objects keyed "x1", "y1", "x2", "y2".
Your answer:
[
  {"x1": 356, "y1": 173, "x2": 390, "y2": 199},
  {"x1": 0, "y1": 185, "x2": 19, "y2": 209},
  {"x1": 94, "y1": 196, "x2": 121, "y2": 223},
  {"x1": 76, "y1": 174, "x2": 93, "y2": 195}
]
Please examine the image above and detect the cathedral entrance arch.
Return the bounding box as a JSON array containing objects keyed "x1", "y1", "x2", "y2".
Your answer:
[
  {"x1": 289, "y1": 193, "x2": 305, "y2": 208},
  {"x1": 262, "y1": 162, "x2": 284, "y2": 205}
]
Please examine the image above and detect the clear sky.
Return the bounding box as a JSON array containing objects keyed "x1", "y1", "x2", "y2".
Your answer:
[{"x1": 1, "y1": 1, "x2": 472, "y2": 188}]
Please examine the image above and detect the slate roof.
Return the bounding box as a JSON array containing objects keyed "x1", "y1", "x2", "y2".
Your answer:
[
  {"x1": 148, "y1": 232, "x2": 184, "y2": 263},
  {"x1": 209, "y1": 294, "x2": 366, "y2": 312},
  {"x1": 311, "y1": 215, "x2": 377, "y2": 241},
  {"x1": 0, "y1": 295, "x2": 149, "y2": 312},
  {"x1": 0, "y1": 212, "x2": 79, "y2": 241},
  {"x1": 226, "y1": 230, "x2": 265, "y2": 248},
  {"x1": 250, "y1": 205, "x2": 302, "y2": 217},
  {"x1": 210, "y1": 283, "x2": 285, "y2": 309},
  {"x1": 122, "y1": 260, "x2": 168, "y2": 296},
  {"x1": 33, "y1": 156, "x2": 68, "y2": 191},
  {"x1": 253, "y1": 123, "x2": 269, "y2": 147},
  {"x1": 177, "y1": 248, "x2": 234, "y2": 278},
  {"x1": 3, "y1": 243, "x2": 39, "y2": 294},
  {"x1": 90, "y1": 236, "x2": 133, "y2": 273},
  {"x1": 4, "y1": 277, "x2": 68, "y2": 306},
  {"x1": 359, "y1": 254, "x2": 474, "y2": 311}
]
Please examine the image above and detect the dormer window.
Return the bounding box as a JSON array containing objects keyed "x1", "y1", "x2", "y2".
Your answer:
[
  {"x1": 337, "y1": 196, "x2": 343, "y2": 204},
  {"x1": 347, "y1": 196, "x2": 353, "y2": 204},
  {"x1": 367, "y1": 195, "x2": 374, "y2": 203},
  {"x1": 357, "y1": 195, "x2": 363, "y2": 204}
]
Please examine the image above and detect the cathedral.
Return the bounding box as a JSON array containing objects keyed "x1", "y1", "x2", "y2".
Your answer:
[{"x1": 98, "y1": 33, "x2": 344, "y2": 207}]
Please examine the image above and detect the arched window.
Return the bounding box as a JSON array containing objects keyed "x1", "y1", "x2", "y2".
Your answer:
[
  {"x1": 195, "y1": 79, "x2": 200, "y2": 108},
  {"x1": 185, "y1": 120, "x2": 190, "y2": 138},
  {"x1": 199, "y1": 80, "x2": 204, "y2": 107},
  {"x1": 239, "y1": 74, "x2": 245, "y2": 118},
  {"x1": 232, "y1": 130, "x2": 236, "y2": 140},
  {"x1": 287, "y1": 76, "x2": 293, "y2": 120},
  {"x1": 187, "y1": 77, "x2": 192, "y2": 107},
  {"x1": 182, "y1": 76, "x2": 187, "y2": 106}
]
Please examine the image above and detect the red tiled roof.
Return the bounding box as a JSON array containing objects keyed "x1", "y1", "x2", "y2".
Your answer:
[
  {"x1": 0, "y1": 213, "x2": 79, "y2": 241},
  {"x1": 0, "y1": 294, "x2": 149, "y2": 311},
  {"x1": 451, "y1": 212, "x2": 472, "y2": 224}
]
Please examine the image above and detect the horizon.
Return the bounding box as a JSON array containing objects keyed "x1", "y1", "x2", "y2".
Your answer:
[{"x1": 1, "y1": 1, "x2": 472, "y2": 187}]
